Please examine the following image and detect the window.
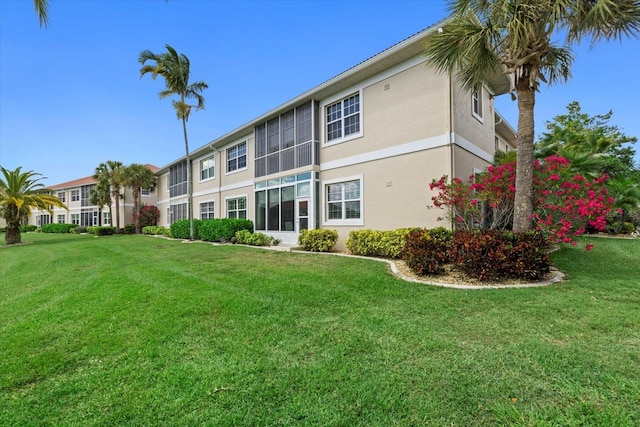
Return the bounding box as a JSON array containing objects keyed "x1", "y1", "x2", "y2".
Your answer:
[
  {"x1": 57, "y1": 214, "x2": 66, "y2": 223},
  {"x1": 141, "y1": 188, "x2": 151, "y2": 197},
  {"x1": 103, "y1": 212, "x2": 111, "y2": 225},
  {"x1": 71, "y1": 190, "x2": 80, "y2": 202},
  {"x1": 200, "y1": 202, "x2": 215, "y2": 220},
  {"x1": 169, "y1": 203, "x2": 188, "y2": 224},
  {"x1": 326, "y1": 93, "x2": 360, "y2": 142},
  {"x1": 81, "y1": 185, "x2": 95, "y2": 207},
  {"x1": 200, "y1": 155, "x2": 215, "y2": 181},
  {"x1": 227, "y1": 142, "x2": 247, "y2": 173},
  {"x1": 325, "y1": 178, "x2": 362, "y2": 223},
  {"x1": 169, "y1": 161, "x2": 188, "y2": 197},
  {"x1": 472, "y1": 88, "x2": 483, "y2": 120},
  {"x1": 226, "y1": 197, "x2": 247, "y2": 219},
  {"x1": 254, "y1": 172, "x2": 313, "y2": 232},
  {"x1": 71, "y1": 214, "x2": 80, "y2": 225},
  {"x1": 57, "y1": 191, "x2": 66, "y2": 203}
]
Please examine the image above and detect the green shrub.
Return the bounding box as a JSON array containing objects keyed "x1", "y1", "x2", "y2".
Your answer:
[
  {"x1": 19, "y1": 225, "x2": 37, "y2": 232},
  {"x1": 121, "y1": 224, "x2": 136, "y2": 235},
  {"x1": 70, "y1": 226, "x2": 87, "y2": 234},
  {"x1": 88, "y1": 226, "x2": 116, "y2": 236},
  {"x1": 402, "y1": 227, "x2": 453, "y2": 275},
  {"x1": 298, "y1": 229, "x2": 338, "y2": 252},
  {"x1": 199, "y1": 218, "x2": 254, "y2": 242},
  {"x1": 41, "y1": 223, "x2": 78, "y2": 234},
  {"x1": 235, "y1": 229, "x2": 275, "y2": 246},
  {"x1": 169, "y1": 219, "x2": 201, "y2": 239},
  {"x1": 450, "y1": 230, "x2": 551, "y2": 281},
  {"x1": 346, "y1": 228, "x2": 419, "y2": 259},
  {"x1": 142, "y1": 226, "x2": 170, "y2": 236}
]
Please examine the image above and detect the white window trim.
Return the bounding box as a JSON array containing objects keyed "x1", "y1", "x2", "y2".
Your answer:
[
  {"x1": 472, "y1": 87, "x2": 484, "y2": 123},
  {"x1": 224, "y1": 140, "x2": 249, "y2": 176},
  {"x1": 199, "y1": 200, "x2": 216, "y2": 220},
  {"x1": 322, "y1": 175, "x2": 364, "y2": 226},
  {"x1": 198, "y1": 153, "x2": 216, "y2": 183},
  {"x1": 321, "y1": 89, "x2": 364, "y2": 147},
  {"x1": 224, "y1": 194, "x2": 248, "y2": 218}
]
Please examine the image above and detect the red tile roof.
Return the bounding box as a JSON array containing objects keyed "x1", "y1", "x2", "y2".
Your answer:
[{"x1": 46, "y1": 164, "x2": 160, "y2": 190}]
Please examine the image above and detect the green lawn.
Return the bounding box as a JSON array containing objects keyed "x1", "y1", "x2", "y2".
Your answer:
[{"x1": 1, "y1": 233, "x2": 638, "y2": 426}]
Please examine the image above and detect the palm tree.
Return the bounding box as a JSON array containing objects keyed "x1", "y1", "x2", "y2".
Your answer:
[
  {"x1": 121, "y1": 164, "x2": 157, "y2": 233},
  {"x1": 0, "y1": 166, "x2": 67, "y2": 245},
  {"x1": 89, "y1": 182, "x2": 111, "y2": 226},
  {"x1": 139, "y1": 45, "x2": 208, "y2": 240},
  {"x1": 93, "y1": 161, "x2": 124, "y2": 232},
  {"x1": 425, "y1": 0, "x2": 640, "y2": 232},
  {"x1": 33, "y1": 0, "x2": 49, "y2": 27}
]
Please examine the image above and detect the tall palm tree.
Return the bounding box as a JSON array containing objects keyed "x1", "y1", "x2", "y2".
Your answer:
[
  {"x1": 93, "y1": 161, "x2": 124, "y2": 232},
  {"x1": 121, "y1": 164, "x2": 157, "y2": 233},
  {"x1": 89, "y1": 182, "x2": 111, "y2": 226},
  {"x1": 0, "y1": 166, "x2": 67, "y2": 245},
  {"x1": 139, "y1": 45, "x2": 208, "y2": 240},
  {"x1": 425, "y1": 0, "x2": 640, "y2": 232}
]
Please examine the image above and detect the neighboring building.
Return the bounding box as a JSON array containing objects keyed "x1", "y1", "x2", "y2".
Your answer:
[
  {"x1": 155, "y1": 23, "x2": 517, "y2": 250},
  {"x1": 28, "y1": 165, "x2": 159, "y2": 228}
]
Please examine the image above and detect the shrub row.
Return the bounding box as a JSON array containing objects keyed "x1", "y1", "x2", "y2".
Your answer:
[
  {"x1": 169, "y1": 218, "x2": 254, "y2": 242},
  {"x1": 449, "y1": 230, "x2": 551, "y2": 281},
  {"x1": 87, "y1": 226, "x2": 117, "y2": 236},
  {"x1": 19, "y1": 225, "x2": 37, "y2": 232},
  {"x1": 298, "y1": 229, "x2": 338, "y2": 252},
  {"x1": 142, "y1": 226, "x2": 170, "y2": 236},
  {"x1": 346, "y1": 228, "x2": 419, "y2": 259},
  {"x1": 70, "y1": 226, "x2": 87, "y2": 234},
  {"x1": 235, "y1": 230, "x2": 279, "y2": 246},
  {"x1": 41, "y1": 223, "x2": 78, "y2": 234},
  {"x1": 402, "y1": 227, "x2": 453, "y2": 275}
]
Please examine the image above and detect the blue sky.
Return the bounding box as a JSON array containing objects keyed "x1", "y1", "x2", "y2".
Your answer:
[{"x1": 1, "y1": 0, "x2": 638, "y2": 186}]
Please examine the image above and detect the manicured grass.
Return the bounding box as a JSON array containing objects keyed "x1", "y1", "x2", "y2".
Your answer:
[{"x1": 1, "y1": 233, "x2": 638, "y2": 425}]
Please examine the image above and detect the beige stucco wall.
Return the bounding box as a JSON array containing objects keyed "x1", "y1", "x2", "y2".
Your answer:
[
  {"x1": 452, "y1": 82, "x2": 495, "y2": 156},
  {"x1": 321, "y1": 145, "x2": 453, "y2": 251},
  {"x1": 321, "y1": 61, "x2": 451, "y2": 163}
]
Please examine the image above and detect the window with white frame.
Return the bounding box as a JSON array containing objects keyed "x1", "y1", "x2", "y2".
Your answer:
[
  {"x1": 227, "y1": 142, "x2": 247, "y2": 173},
  {"x1": 71, "y1": 213, "x2": 80, "y2": 225},
  {"x1": 200, "y1": 202, "x2": 215, "y2": 220},
  {"x1": 169, "y1": 203, "x2": 188, "y2": 224},
  {"x1": 200, "y1": 155, "x2": 215, "y2": 181},
  {"x1": 226, "y1": 197, "x2": 247, "y2": 219},
  {"x1": 326, "y1": 93, "x2": 360, "y2": 143},
  {"x1": 57, "y1": 191, "x2": 66, "y2": 203},
  {"x1": 141, "y1": 188, "x2": 151, "y2": 197},
  {"x1": 57, "y1": 214, "x2": 66, "y2": 223},
  {"x1": 103, "y1": 212, "x2": 111, "y2": 225},
  {"x1": 325, "y1": 178, "x2": 362, "y2": 223},
  {"x1": 71, "y1": 190, "x2": 80, "y2": 202},
  {"x1": 472, "y1": 88, "x2": 483, "y2": 120}
]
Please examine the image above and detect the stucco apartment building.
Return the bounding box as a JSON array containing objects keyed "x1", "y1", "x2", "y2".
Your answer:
[
  {"x1": 29, "y1": 166, "x2": 159, "y2": 228},
  {"x1": 155, "y1": 23, "x2": 516, "y2": 250}
]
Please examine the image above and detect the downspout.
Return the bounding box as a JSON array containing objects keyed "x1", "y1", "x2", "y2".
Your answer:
[{"x1": 448, "y1": 69, "x2": 455, "y2": 231}]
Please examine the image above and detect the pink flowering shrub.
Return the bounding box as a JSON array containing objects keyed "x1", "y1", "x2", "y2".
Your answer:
[{"x1": 430, "y1": 155, "x2": 613, "y2": 249}]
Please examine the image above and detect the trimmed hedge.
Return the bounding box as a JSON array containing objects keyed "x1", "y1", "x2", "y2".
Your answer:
[
  {"x1": 402, "y1": 227, "x2": 453, "y2": 275},
  {"x1": 199, "y1": 218, "x2": 254, "y2": 242},
  {"x1": 70, "y1": 226, "x2": 87, "y2": 234},
  {"x1": 142, "y1": 226, "x2": 170, "y2": 236},
  {"x1": 235, "y1": 230, "x2": 275, "y2": 246},
  {"x1": 298, "y1": 229, "x2": 338, "y2": 252},
  {"x1": 19, "y1": 225, "x2": 37, "y2": 232},
  {"x1": 346, "y1": 228, "x2": 419, "y2": 259},
  {"x1": 450, "y1": 230, "x2": 551, "y2": 281},
  {"x1": 169, "y1": 219, "x2": 203, "y2": 240},
  {"x1": 41, "y1": 223, "x2": 78, "y2": 234},
  {"x1": 87, "y1": 226, "x2": 116, "y2": 236}
]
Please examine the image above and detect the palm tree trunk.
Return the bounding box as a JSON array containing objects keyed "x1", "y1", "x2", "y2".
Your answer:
[
  {"x1": 133, "y1": 191, "x2": 140, "y2": 234},
  {"x1": 182, "y1": 115, "x2": 194, "y2": 240},
  {"x1": 114, "y1": 190, "x2": 121, "y2": 233},
  {"x1": 513, "y1": 81, "x2": 536, "y2": 233},
  {"x1": 5, "y1": 206, "x2": 21, "y2": 245}
]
